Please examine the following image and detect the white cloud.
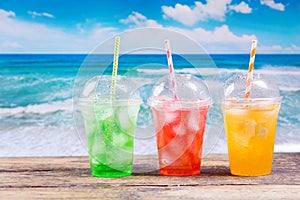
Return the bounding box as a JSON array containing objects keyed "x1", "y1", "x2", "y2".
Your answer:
[
  {"x1": 76, "y1": 19, "x2": 101, "y2": 34},
  {"x1": 169, "y1": 25, "x2": 257, "y2": 53},
  {"x1": 28, "y1": 11, "x2": 55, "y2": 18},
  {"x1": 0, "y1": 9, "x2": 15, "y2": 18},
  {"x1": 162, "y1": 0, "x2": 232, "y2": 26},
  {"x1": 1, "y1": 11, "x2": 65, "y2": 41},
  {"x1": 0, "y1": 8, "x2": 117, "y2": 53},
  {"x1": 259, "y1": 44, "x2": 300, "y2": 53},
  {"x1": 228, "y1": 1, "x2": 252, "y2": 14},
  {"x1": 76, "y1": 23, "x2": 85, "y2": 34},
  {"x1": 120, "y1": 12, "x2": 162, "y2": 28},
  {"x1": 289, "y1": 44, "x2": 300, "y2": 52},
  {"x1": 260, "y1": 0, "x2": 285, "y2": 11},
  {"x1": 0, "y1": 9, "x2": 298, "y2": 54},
  {"x1": 1, "y1": 41, "x2": 22, "y2": 49},
  {"x1": 88, "y1": 27, "x2": 118, "y2": 42}
]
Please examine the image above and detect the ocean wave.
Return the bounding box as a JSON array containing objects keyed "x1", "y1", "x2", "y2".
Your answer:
[
  {"x1": 219, "y1": 67, "x2": 300, "y2": 76},
  {"x1": 279, "y1": 87, "x2": 300, "y2": 92},
  {"x1": 137, "y1": 67, "x2": 300, "y2": 76},
  {"x1": 137, "y1": 68, "x2": 300, "y2": 91},
  {"x1": 137, "y1": 68, "x2": 169, "y2": 74},
  {"x1": 137, "y1": 68, "x2": 220, "y2": 76},
  {"x1": 0, "y1": 99, "x2": 73, "y2": 116},
  {"x1": 261, "y1": 65, "x2": 300, "y2": 70},
  {"x1": 0, "y1": 125, "x2": 86, "y2": 156},
  {"x1": 4, "y1": 75, "x2": 74, "y2": 85},
  {"x1": 274, "y1": 144, "x2": 300, "y2": 152}
]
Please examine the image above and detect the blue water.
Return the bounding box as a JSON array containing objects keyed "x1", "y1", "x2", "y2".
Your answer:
[{"x1": 0, "y1": 54, "x2": 299, "y2": 156}]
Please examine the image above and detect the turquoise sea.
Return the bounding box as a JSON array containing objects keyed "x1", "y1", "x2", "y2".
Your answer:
[{"x1": 0, "y1": 54, "x2": 299, "y2": 156}]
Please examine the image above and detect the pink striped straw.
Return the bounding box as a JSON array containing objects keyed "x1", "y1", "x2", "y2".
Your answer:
[
  {"x1": 164, "y1": 40, "x2": 178, "y2": 100},
  {"x1": 245, "y1": 40, "x2": 257, "y2": 99}
]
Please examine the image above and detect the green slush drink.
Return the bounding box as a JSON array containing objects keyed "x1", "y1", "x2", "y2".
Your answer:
[{"x1": 81, "y1": 99, "x2": 140, "y2": 177}]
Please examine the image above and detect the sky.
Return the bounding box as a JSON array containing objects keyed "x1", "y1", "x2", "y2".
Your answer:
[{"x1": 0, "y1": 0, "x2": 299, "y2": 54}]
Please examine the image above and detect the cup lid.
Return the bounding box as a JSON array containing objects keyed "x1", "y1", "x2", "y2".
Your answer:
[
  {"x1": 224, "y1": 73, "x2": 282, "y2": 101},
  {"x1": 148, "y1": 74, "x2": 211, "y2": 106},
  {"x1": 79, "y1": 75, "x2": 142, "y2": 102}
]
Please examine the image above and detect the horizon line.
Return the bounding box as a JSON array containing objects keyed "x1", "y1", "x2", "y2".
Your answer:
[{"x1": 0, "y1": 53, "x2": 299, "y2": 55}]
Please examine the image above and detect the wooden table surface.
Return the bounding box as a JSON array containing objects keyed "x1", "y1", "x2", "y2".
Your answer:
[{"x1": 0, "y1": 153, "x2": 299, "y2": 199}]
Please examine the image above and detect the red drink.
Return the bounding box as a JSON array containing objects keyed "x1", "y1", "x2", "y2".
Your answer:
[{"x1": 151, "y1": 99, "x2": 210, "y2": 176}]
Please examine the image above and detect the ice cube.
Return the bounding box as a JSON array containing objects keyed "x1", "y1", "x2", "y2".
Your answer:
[
  {"x1": 227, "y1": 108, "x2": 247, "y2": 116},
  {"x1": 233, "y1": 119, "x2": 256, "y2": 147},
  {"x1": 91, "y1": 131, "x2": 105, "y2": 156},
  {"x1": 96, "y1": 106, "x2": 113, "y2": 120},
  {"x1": 257, "y1": 124, "x2": 268, "y2": 137},
  {"x1": 173, "y1": 123, "x2": 186, "y2": 136},
  {"x1": 165, "y1": 110, "x2": 180, "y2": 124},
  {"x1": 244, "y1": 119, "x2": 256, "y2": 138},
  {"x1": 153, "y1": 109, "x2": 166, "y2": 127},
  {"x1": 117, "y1": 107, "x2": 132, "y2": 131},
  {"x1": 187, "y1": 110, "x2": 200, "y2": 133},
  {"x1": 112, "y1": 133, "x2": 127, "y2": 147},
  {"x1": 127, "y1": 105, "x2": 140, "y2": 121}
]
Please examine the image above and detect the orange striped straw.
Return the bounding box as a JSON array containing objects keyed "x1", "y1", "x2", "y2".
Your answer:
[{"x1": 244, "y1": 40, "x2": 257, "y2": 99}]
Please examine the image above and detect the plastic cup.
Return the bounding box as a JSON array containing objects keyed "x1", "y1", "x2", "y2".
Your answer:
[
  {"x1": 148, "y1": 74, "x2": 211, "y2": 176},
  {"x1": 223, "y1": 74, "x2": 282, "y2": 176},
  {"x1": 79, "y1": 76, "x2": 141, "y2": 177}
]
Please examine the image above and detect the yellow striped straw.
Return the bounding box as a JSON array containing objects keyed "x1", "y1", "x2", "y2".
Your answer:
[
  {"x1": 110, "y1": 36, "x2": 120, "y2": 99},
  {"x1": 245, "y1": 39, "x2": 257, "y2": 99}
]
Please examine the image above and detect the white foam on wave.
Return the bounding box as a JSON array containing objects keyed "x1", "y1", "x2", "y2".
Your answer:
[
  {"x1": 0, "y1": 122, "x2": 298, "y2": 156},
  {"x1": 274, "y1": 144, "x2": 300, "y2": 152},
  {"x1": 219, "y1": 67, "x2": 300, "y2": 76},
  {"x1": 279, "y1": 86, "x2": 300, "y2": 92},
  {"x1": 138, "y1": 66, "x2": 300, "y2": 76},
  {"x1": 0, "y1": 99, "x2": 73, "y2": 116},
  {"x1": 0, "y1": 125, "x2": 87, "y2": 157},
  {"x1": 137, "y1": 68, "x2": 221, "y2": 76},
  {"x1": 3, "y1": 76, "x2": 74, "y2": 90},
  {"x1": 137, "y1": 67, "x2": 300, "y2": 92},
  {"x1": 44, "y1": 77, "x2": 74, "y2": 83},
  {"x1": 137, "y1": 68, "x2": 169, "y2": 75},
  {"x1": 257, "y1": 69, "x2": 300, "y2": 76}
]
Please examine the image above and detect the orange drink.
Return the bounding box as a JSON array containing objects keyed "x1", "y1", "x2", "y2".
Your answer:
[{"x1": 224, "y1": 99, "x2": 281, "y2": 176}]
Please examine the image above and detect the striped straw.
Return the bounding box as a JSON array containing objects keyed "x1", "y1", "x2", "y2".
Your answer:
[
  {"x1": 110, "y1": 36, "x2": 120, "y2": 99},
  {"x1": 244, "y1": 40, "x2": 257, "y2": 99},
  {"x1": 164, "y1": 40, "x2": 178, "y2": 100}
]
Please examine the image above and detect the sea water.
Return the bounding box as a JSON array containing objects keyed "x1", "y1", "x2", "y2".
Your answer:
[{"x1": 0, "y1": 54, "x2": 299, "y2": 156}]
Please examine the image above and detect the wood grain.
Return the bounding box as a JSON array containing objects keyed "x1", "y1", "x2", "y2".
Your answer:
[{"x1": 0, "y1": 153, "x2": 299, "y2": 199}]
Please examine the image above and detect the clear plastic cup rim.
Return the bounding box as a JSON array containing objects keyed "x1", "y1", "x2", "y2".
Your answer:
[
  {"x1": 78, "y1": 98, "x2": 143, "y2": 106},
  {"x1": 148, "y1": 97, "x2": 211, "y2": 108},
  {"x1": 224, "y1": 96, "x2": 283, "y2": 105}
]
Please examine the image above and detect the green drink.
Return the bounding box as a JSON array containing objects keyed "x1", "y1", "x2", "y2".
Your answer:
[{"x1": 81, "y1": 99, "x2": 140, "y2": 177}]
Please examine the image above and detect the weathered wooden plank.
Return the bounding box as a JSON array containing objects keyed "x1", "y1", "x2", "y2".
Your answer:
[
  {"x1": 0, "y1": 153, "x2": 299, "y2": 199},
  {"x1": 0, "y1": 185, "x2": 299, "y2": 200}
]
